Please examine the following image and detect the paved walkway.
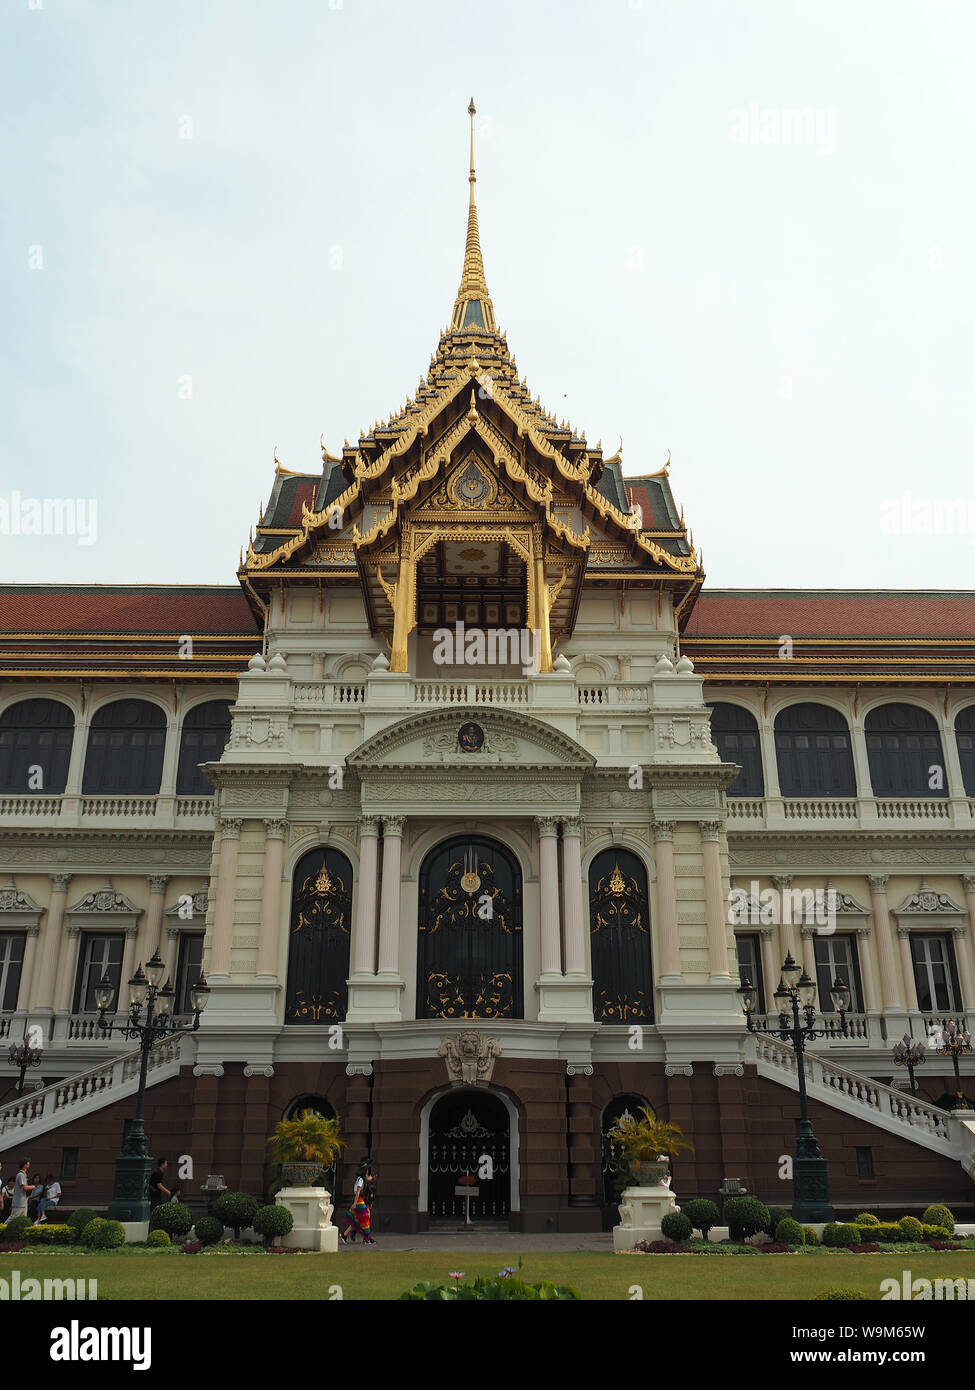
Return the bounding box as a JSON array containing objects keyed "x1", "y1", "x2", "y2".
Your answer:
[{"x1": 338, "y1": 1231, "x2": 615, "y2": 1252}]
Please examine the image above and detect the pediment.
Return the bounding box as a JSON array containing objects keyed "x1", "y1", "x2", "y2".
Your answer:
[
  {"x1": 347, "y1": 706, "x2": 596, "y2": 771},
  {"x1": 412, "y1": 449, "x2": 534, "y2": 518}
]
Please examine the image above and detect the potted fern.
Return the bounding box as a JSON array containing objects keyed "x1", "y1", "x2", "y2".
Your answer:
[
  {"x1": 267, "y1": 1109, "x2": 345, "y2": 1189},
  {"x1": 607, "y1": 1106, "x2": 692, "y2": 1186}
]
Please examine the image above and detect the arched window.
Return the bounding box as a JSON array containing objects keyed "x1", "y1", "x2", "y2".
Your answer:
[
  {"x1": 0, "y1": 699, "x2": 74, "y2": 794},
  {"x1": 774, "y1": 703, "x2": 856, "y2": 797},
  {"x1": 708, "y1": 703, "x2": 765, "y2": 796},
  {"x1": 588, "y1": 849, "x2": 653, "y2": 1022},
  {"x1": 284, "y1": 848, "x2": 353, "y2": 1023},
  {"x1": 176, "y1": 701, "x2": 232, "y2": 795},
  {"x1": 417, "y1": 835, "x2": 523, "y2": 1019},
  {"x1": 82, "y1": 700, "x2": 166, "y2": 795},
  {"x1": 865, "y1": 703, "x2": 948, "y2": 797},
  {"x1": 957, "y1": 706, "x2": 975, "y2": 796}
]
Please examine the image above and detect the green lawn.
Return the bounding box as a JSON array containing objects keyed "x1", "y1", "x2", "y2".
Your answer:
[{"x1": 4, "y1": 1250, "x2": 975, "y2": 1300}]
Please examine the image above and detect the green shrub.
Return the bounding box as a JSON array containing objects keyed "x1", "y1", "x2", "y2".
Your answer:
[
  {"x1": 149, "y1": 1202, "x2": 193, "y2": 1237},
  {"x1": 803, "y1": 1226, "x2": 821, "y2": 1246},
  {"x1": 69, "y1": 1208, "x2": 98, "y2": 1242},
  {"x1": 900, "y1": 1216, "x2": 923, "y2": 1241},
  {"x1": 1, "y1": 1214, "x2": 32, "y2": 1243},
  {"x1": 660, "y1": 1210, "x2": 693, "y2": 1243},
  {"x1": 682, "y1": 1198, "x2": 720, "y2": 1241},
  {"x1": 822, "y1": 1223, "x2": 841, "y2": 1247},
  {"x1": 775, "y1": 1217, "x2": 806, "y2": 1246},
  {"x1": 834, "y1": 1224, "x2": 860, "y2": 1248},
  {"x1": 857, "y1": 1222, "x2": 905, "y2": 1243},
  {"x1": 921, "y1": 1223, "x2": 953, "y2": 1241},
  {"x1": 193, "y1": 1216, "x2": 223, "y2": 1246},
  {"x1": 813, "y1": 1287, "x2": 869, "y2": 1300},
  {"x1": 80, "y1": 1218, "x2": 107, "y2": 1246},
  {"x1": 88, "y1": 1220, "x2": 125, "y2": 1250},
  {"x1": 764, "y1": 1206, "x2": 791, "y2": 1236},
  {"x1": 401, "y1": 1271, "x2": 580, "y2": 1300},
  {"x1": 25, "y1": 1223, "x2": 74, "y2": 1245},
  {"x1": 855, "y1": 1212, "x2": 880, "y2": 1225},
  {"x1": 145, "y1": 1229, "x2": 171, "y2": 1248},
  {"x1": 211, "y1": 1192, "x2": 259, "y2": 1238},
  {"x1": 922, "y1": 1204, "x2": 954, "y2": 1234},
  {"x1": 723, "y1": 1196, "x2": 771, "y2": 1243},
  {"x1": 253, "y1": 1204, "x2": 294, "y2": 1244}
]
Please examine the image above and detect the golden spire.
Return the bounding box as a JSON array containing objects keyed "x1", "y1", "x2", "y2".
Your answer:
[{"x1": 451, "y1": 98, "x2": 497, "y2": 334}]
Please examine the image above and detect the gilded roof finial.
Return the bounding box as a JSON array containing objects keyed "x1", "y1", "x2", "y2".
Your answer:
[{"x1": 450, "y1": 98, "x2": 497, "y2": 335}]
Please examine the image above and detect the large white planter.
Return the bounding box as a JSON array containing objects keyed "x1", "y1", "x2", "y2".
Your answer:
[
  {"x1": 274, "y1": 1186, "x2": 339, "y2": 1252},
  {"x1": 612, "y1": 1180, "x2": 680, "y2": 1251}
]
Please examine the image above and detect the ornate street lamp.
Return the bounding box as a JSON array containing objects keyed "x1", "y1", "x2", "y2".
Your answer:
[
  {"x1": 932, "y1": 1019, "x2": 973, "y2": 1111},
  {"x1": 96, "y1": 950, "x2": 209, "y2": 1225},
  {"x1": 6, "y1": 1023, "x2": 43, "y2": 1098},
  {"x1": 891, "y1": 1033, "x2": 926, "y2": 1097},
  {"x1": 739, "y1": 951, "x2": 850, "y2": 1223}
]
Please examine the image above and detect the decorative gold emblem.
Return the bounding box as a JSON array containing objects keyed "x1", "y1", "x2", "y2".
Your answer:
[
  {"x1": 460, "y1": 845, "x2": 481, "y2": 895},
  {"x1": 608, "y1": 863, "x2": 626, "y2": 894},
  {"x1": 315, "y1": 866, "x2": 333, "y2": 895}
]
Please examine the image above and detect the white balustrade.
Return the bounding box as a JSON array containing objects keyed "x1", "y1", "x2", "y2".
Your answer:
[
  {"x1": 782, "y1": 799, "x2": 858, "y2": 820},
  {"x1": 0, "y1": 796, "x2": 62, "y2": 817},
  {"x1": 876, "y1": 799, "x2": 950, "y2": 820},
  {"x1": 727, "y1": 798, "x2": 765, "y2": 819},
  {"x1": 81, "y1": 797, "x2": 157, "y2": 817}
]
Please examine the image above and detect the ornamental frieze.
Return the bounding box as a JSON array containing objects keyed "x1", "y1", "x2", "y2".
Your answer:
[
  {"x1": 229, "y1": 716, "x2": 287, "y2": 749},
  {"x1": 362, "y1": 779, "x2": 568, "y2": 805}
]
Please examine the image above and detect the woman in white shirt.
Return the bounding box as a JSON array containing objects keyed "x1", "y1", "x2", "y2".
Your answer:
[{"x1": 34, "y1": 1174, "x2": 61, "y2": 1224}]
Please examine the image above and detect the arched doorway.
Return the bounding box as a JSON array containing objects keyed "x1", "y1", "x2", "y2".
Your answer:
[
  {"x1": 284, "y1": 847, "x2": 353, "y2": 1023},
  {"x1": 417, "y1": 834, "x2": 523, "y2": 1018},
  {"x1": 426, "y1": 1089, "x2": 511, "y2": 1223},
  {"x1": 600, "y1": 1095, "x2": 652, "y2": 1224}
]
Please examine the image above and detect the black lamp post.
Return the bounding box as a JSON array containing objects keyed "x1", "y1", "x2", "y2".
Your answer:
[
  {"x1": 932, "y1": 1019, "x2": 973, "y2": 1110},
  {"x1": 739, "y1": 951, "x2": 850, "y2": 1223},
  {"x1": 6, "y1": 1024, "x2": 43, "y2": 1098},
  {"x1": 95, "y1": 950, "x2": 209, "y2": 1224},
  {"x1": 891, "y1": 1033, "x2": 926, "y2": 1097}
]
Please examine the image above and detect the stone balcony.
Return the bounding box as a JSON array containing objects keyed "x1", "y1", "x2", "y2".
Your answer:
[
  {"x1": 0, "y1": 794, "x2": 216, "y2": 830},
  {"x1": 727, "y1": 794, "x2": 975, "y2": 832}
]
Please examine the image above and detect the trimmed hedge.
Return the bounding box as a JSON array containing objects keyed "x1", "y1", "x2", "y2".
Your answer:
[
  {"x1": 88, "y1": 1220, "x2": 125, "y2": 1250},
  {"x1": 682, "y1": 1198, "x2": 719, "y2": 1240},
  {"x1": 775, "y1": 1218, "x2": 806, "y2": 1246},
  {"x1": 764, "y1": 1206, "x2": 791, "y2": 1237},
  {"x1": 723, "y1": 1197, "x2": 771, "y2": 1243},
  {"x1": 25, "y1": 1224, "x2": 74, "y2": 1245},
  {"x1": 193, "y1": 1216, "x2": 223, "y2": 1247},
  {"x1": 253, "y1": 1205, "x2": 294, "y2": 1244},
  {"x1": 69, "y1": 1208, "x2": 98, "y2": 1242},
  {"x1": 803, "y1": 1226, "x2": 821, "y2": 1247},
  {"x1": 922, "y1": 1204, "x2": 955, "y2": 1234},
  {"x1": 211, "y1": 1192, "x2": 259, "y2": 1238},
  {"x1": 145, "y1": 1230, "x2": 171, "y2": 1248},
  {"x1": 149, "y1": 1202, "x2": 193, "y2": 1237},
  {"x1": 79, "y1": 1219, "x2": 107, "y2": 1246},
  {"x1": 660, "y1": 1211, "x2": 693, "y2": 1243},
  {"x1": 855, "y1": 1212, "x2": 880, "y2": 1225},
  {"x1": 900, "y1": 1216, "x2": 923, "y2": 1241},
  {"x1": 1, "y1": 1215, "x2": 32, "y2": 1243}
]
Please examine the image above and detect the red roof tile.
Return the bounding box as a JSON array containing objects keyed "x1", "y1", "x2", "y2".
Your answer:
[
  {"x1": 684, "y1": 592, "x2": 975, "y2": 640},
  {"x1": 0, "y1": 587, "x2": 258, "y2": 636}
]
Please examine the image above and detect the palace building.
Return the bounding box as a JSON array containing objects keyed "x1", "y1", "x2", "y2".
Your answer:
[{"x1": 2, "y1": 107, "x2": 975, "y2": 1230}]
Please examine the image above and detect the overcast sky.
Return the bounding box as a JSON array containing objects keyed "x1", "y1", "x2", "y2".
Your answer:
[{"x1": 2, "y1": 0, "x2": 973, "y2": 592}]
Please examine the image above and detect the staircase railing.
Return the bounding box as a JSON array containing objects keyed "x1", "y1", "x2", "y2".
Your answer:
[{"x1": 0, "y1": 1035, "x2": 184, "y2": 1138}]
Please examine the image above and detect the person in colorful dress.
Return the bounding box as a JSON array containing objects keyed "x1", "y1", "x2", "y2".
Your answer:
[{"x1": 340, "y1": 1159, "x2": 376, "y2": 1245}]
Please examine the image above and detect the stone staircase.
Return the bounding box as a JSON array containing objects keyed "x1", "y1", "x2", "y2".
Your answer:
[
  {"x1": 0, "y1": 1035, "x2": 186, "y2": 1144},
  {"x1": 753, "y1": 1033, "x2": 975, "y2": 1177}
]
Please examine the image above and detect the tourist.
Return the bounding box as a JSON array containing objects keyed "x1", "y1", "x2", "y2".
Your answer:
[
  {"x1": 148, "y1": 1157, "x2": 172, "y2": 1208},
  {"x1": 1, "y1": 1176, "x2": 13, "y2": 1221},
  {"x1": 34, "y1": 1173, "x2": 61, "y2": 1224},
  {"x1": 340, "y1": 1159, "x2": 376, "y2": 1245},
  {"x1": 7, "y1": 1158, "x2": 36, "y2": 1223}
]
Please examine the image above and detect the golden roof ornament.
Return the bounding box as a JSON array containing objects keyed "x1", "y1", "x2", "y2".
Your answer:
[{"x1": 450, "y1": 98, "x2": 497, "y2": 335}]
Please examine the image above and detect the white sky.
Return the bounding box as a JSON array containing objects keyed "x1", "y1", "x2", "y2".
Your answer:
[{"x1": 2, "y1": 0, "x2": 973, "y2": 591}]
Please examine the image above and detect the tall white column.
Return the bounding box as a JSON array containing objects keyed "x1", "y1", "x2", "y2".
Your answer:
[
  {"x1": 352, "y1": 817, "x2": 380, "y2": 975},
  {"x1": 759, "y1": 927, "x2": 777, "y2": 1009},
  {"x1": 897, "y1": 926, "x2": 919, "y2": 1012},
  {"x1": 561, "y1": 817, "x2": 587, "y2": 975},
  {"x1": 653, "y1": 821, "x2": 681, "y2": 980},
  {"x1": 33, "y1": 874, "x2": 71, "y2": 1012},
  {"x1": 257, "y1": 820, "x2": 286, "y2": 980},
  {"x1": 537, "y1": 817, "x2": 562, "y2": 976},
  {"x1": 799, "y1": 925, "x2": 818, "y2": 984},
  {"x1": 855, "y1": 925, "x2": 881, "y2": 1012},
  {"x1": 868, "y1": 874, "x2": 902, "y2": 1009},
  {"x1": 119, "y1": 925, "x2": 140, "y2": 996},
  {"x1": 958, "y1": 877, "x2": 975, "y2": 1008},
  {"x1": 377, "y1": 816, "x2": 404, "y2": 976},
  {"x1": 772, "y1": 875, "x2": 797, "y2": 964},
  {"x1": 209, "y1": 818, "x2": 242, "y2": 978},
  {"x1": 144, "y1": 875, "x2": 169, "y2": 964},
  {"x1": 701, "y1": 822, "x2": 731, "y2": 979}
]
